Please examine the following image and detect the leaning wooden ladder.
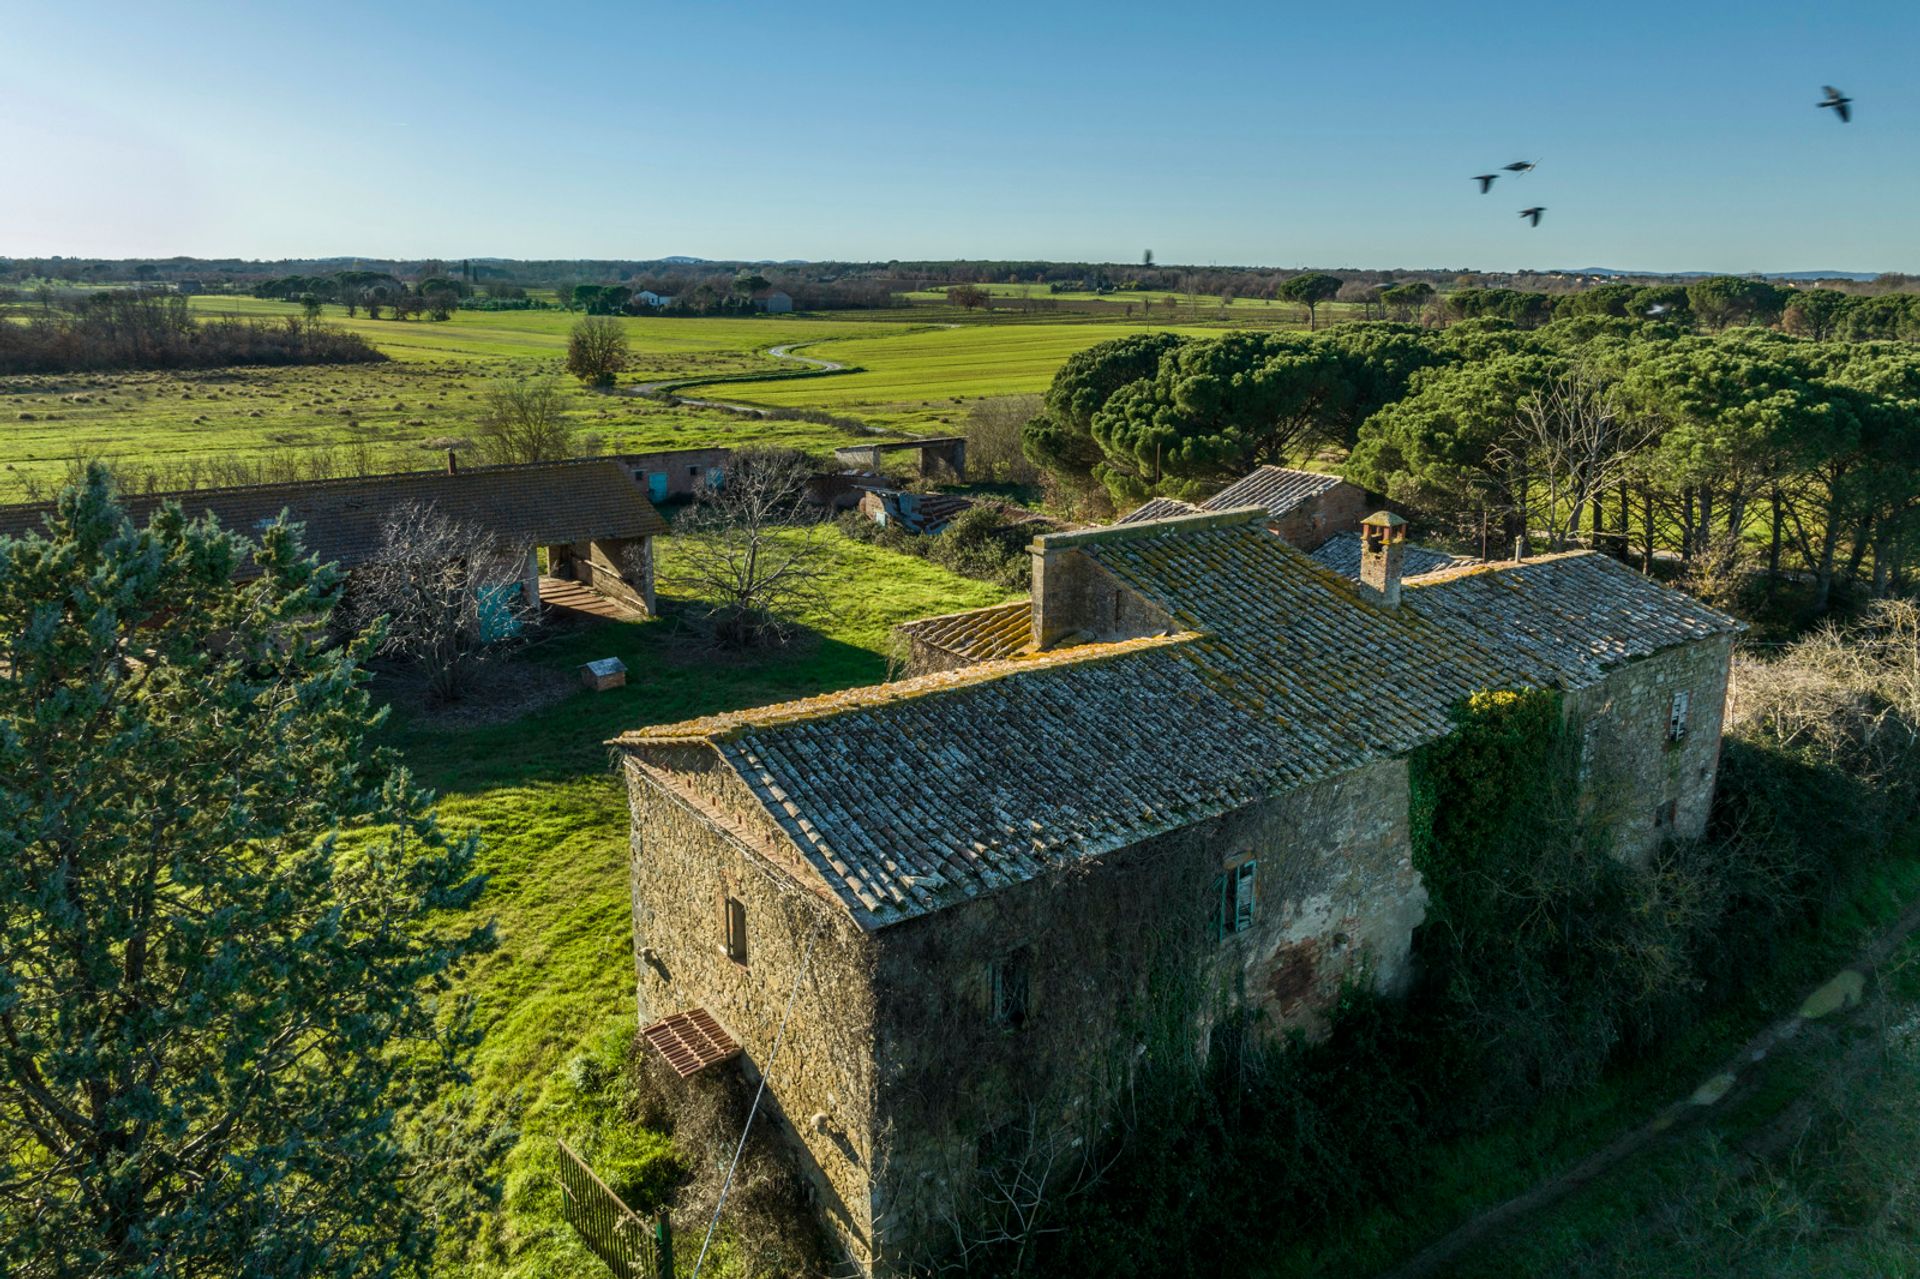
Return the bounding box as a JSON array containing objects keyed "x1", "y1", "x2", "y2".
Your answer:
[{"x1": 556, "y1": 1137, "x2": 675, "y2": 1279}]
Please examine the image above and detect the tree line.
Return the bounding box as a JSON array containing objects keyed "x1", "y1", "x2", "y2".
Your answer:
[
  {"x1": 0, "y1": 291, "x2": 383, "y2": 375},
  {"x1": 1025, "y1": 315, "x2": 1920, "y2": 611}
]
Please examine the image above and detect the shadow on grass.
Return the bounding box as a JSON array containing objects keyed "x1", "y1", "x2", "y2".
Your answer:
[{"x1": 378, "y1": 607, "x2": 887, "y2": 794}]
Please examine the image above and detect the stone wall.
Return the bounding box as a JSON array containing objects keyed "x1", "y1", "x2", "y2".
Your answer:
[
  {"x1": 1564, "y1": 634, "x2": 1735, "y2": 860},
  {"x1": 862, "y1": 758, "x2": 1421, "y2": 1269},
  {"x1": 623, "y1": 755, "x2": 882, "y2": 1265},
  {"x1": 1269, "y1": 481, "x2": 1370, "y2": 551},
  {"x1": 1029, "y1": 546, "x2": 1176, "y2": 649}
]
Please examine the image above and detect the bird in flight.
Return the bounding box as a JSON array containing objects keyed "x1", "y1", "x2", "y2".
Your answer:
[
  {"x1": 1519, "y1": 207, "x2": 1546, "y2": 227},
  {"x1": 1472, "y1": 174, "x2": 1498, "y2": 193},
  {"x1": 1503, "y1": 160, "x2": 1538, "y2": 173},
  {"x1": 1646, "y1": 303, "x2": 1671, "y2": 316},
  {"x1": 1818, "y1": 86, "x2": 1852, "y2": 123}
]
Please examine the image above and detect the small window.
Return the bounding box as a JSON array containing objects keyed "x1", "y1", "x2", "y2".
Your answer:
[
  {"x1": 988, "y1": 953, "x2": 1029, "y2": 1028},
  {"x1": 1214, "y1": 859, "x2": 1257, "y2": 939},
  {"x1": 721, "y1": 895, "x2": 748, "y2": 965},
  {"x1": 1653, "y1": 799, "x2": 1677, "y2": 829},
  {"x1": 1668, "y1": 690, "x2": 1691, "y2": 743}
]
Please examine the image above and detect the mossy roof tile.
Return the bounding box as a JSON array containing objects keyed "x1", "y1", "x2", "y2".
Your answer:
[{"x1": 616, "y1": 522, "x2": 1741, "y2": 929}]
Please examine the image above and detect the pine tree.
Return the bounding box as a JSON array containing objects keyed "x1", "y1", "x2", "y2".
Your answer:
[{"x1": 0, "y1": 467, "x2": 493, "y2": 1276}]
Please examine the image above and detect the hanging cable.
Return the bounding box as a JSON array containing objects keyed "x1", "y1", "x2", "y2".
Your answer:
[{"x1": 690, "y1": 925, "x2": 818, "y2": 1279}]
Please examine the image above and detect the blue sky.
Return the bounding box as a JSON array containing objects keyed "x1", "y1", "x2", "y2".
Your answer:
[{"x1": 3, "y1": 0, "x2": 1915, "y2": 271}]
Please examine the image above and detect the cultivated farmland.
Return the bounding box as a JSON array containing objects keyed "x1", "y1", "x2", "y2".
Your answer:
[{"x1": 0, "y1": 300, "x2": 1234, "y2": 496}]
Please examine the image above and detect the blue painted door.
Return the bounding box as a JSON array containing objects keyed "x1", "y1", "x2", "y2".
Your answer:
[{"x1": 647, "y1": 471, "x2": 669, "y2": 502}]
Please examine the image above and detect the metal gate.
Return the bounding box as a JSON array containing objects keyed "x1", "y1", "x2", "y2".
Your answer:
[{"x1": 556, "y1": 1137, "x2": 675, "y2": 1279}]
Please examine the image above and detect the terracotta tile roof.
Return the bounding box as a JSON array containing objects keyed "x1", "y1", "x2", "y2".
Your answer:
[
  {"x1": 641, "y1": 1008, "x2": 741, "y2": 1077},
  {"x1": 895, "y1": 599, "x2": 1033, "y2": 664},
  {"x1": 614, "y1": 515, "x2": 1741, "y2": 930},
  {"x1": 1309, "y1": 531, "x2": 1478, "y2": 581},
  {"x1": 0, "y1": 458, "x2": 667, "y2": 577}
]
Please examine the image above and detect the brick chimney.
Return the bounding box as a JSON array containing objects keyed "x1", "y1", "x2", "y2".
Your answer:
[
  {"x1": 446, "y1": 448, "x2": 459, "y2": 475},
  {"x1": 1358, "y1": 511, "x2": 1407, "y2": 607}
]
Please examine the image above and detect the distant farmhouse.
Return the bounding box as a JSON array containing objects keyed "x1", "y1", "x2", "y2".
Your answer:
[
  {"x1": 0, "y1": 456, "x2": 669, "y2": 621},
  {"x1": 634, "y1": 290, "x2": 674, "y2": 309},
  {"x1": 612, "y1": 506, "x2": 1740, "y2": 1272},
  {"x1": 752, "y1": 289, "x2": 794, "y2": 314}
]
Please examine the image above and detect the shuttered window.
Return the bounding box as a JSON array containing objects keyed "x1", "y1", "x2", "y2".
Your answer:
[
  {"x1": 1213, "y1": 859, "x2": 1257, "y2": 939},
  {"x1": 1669, "y1": 690, "x2": 1691, "y2": 742},
  {"x1": 721, "y1": 895, "x2": 748, "y2": 965},
  {"x1": 989, "y1": 953, "x2": 1029, "y2": 1027}
]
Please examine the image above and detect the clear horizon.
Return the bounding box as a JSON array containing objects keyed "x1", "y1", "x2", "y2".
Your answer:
[{"x1": 5, "y1": 0, "x2": 1916, "y2": 273}]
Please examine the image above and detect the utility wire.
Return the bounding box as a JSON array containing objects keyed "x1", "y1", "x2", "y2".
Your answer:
[{"x1": 690, "y1": 927, "x2": 818, "y2": 1279}]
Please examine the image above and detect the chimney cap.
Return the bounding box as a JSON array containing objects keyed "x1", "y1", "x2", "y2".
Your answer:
[{"x1": 1360, "y1": 510, "x2": 1406, "y2": 528}]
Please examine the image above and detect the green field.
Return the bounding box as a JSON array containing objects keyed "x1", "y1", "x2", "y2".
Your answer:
[
  {"x1": 383, "y1": 527, "x2": 1020, "y2": 1276},
  {"x1": 0, "y1": 299, "x2": 1249, "y2": 497},
  {"x1": 709, "y1": 321, "x2": 1220, "y2": 432}
]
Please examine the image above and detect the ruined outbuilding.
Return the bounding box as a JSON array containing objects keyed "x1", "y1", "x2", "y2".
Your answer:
[
  {"x1": 0, "y1": 456, "x2": 669, "y2": 619},
  {"x1": 612, "y1": 506, "x2": 1740, "y2": 1272}
]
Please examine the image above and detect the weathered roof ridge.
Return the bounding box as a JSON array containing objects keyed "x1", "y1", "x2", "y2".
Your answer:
[
  {"x1": 1403, "y1": 548, "x2": 1596, "y2": 587},
  {"x1": 1036, "y1": 505, "x2": 1264, "y2": 550},
  {"x1": 610, "y1": 628, "x2": 1202, "y2": 747}
]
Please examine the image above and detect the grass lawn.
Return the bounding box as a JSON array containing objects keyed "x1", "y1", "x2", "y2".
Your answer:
[{"x1": 382, "y1": 526, "x2": 1020, "y2": 1277}]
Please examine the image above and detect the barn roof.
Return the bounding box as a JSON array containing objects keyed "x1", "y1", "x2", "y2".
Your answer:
[
  {"x1": 0, "y1": 457, "x2": 668, "y2": 577},
  {"x1": 614, "y1": 514, "x2": 1740, "y2": 929},
  {"x1": 1117, "y1": 465, "x2": 1353, "y2": 526}
]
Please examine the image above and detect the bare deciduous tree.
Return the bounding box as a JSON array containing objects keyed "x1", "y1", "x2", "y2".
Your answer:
[
  {"x1": 1493, "y1": 369, "x2": 1661, "y2": 550},
  {"x1": 565, "y1": 315, "x2": 629, "y2": 386},
  {"x1": 346, "y1": 501, "x2": 535, "y2": 702},
  {"x1": 475, "y1": 375, "x2": 577, "y2": 464},
  {"x1": 664, "y1": 447, "x2": 825, "y2": 649}
]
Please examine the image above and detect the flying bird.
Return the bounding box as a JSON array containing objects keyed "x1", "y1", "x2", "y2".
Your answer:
[
  {"x1": 1519, "y1": 207, "x2": 1546, "y2": 227},
  {"x1": 1818, "y1": 85, "x2": 1852, "y2": 123},
  {"x1": 1647, "y1": 303, "x2": 1671, "y2": 316},
  {"x1": 1503, "y1": 160, "x2": 1538, "y2": 173},
  {"x1": 1473, "y1": 174, "x2": 1498, "y2": 193}
]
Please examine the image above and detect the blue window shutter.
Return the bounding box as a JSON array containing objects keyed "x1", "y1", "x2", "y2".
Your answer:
[{"x1": 1235, "y1": 861, "x2": 1257, "y2": 933}]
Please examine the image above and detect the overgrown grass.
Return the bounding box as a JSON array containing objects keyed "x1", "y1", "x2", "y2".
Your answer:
[{"x1": 380, "y1": 527, "x2": 1018, "y2": 1277}]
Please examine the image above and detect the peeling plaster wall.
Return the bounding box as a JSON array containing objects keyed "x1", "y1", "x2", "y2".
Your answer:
[{"x1": 862, "y1": 758, "x2": 1421, "y2": 1269}]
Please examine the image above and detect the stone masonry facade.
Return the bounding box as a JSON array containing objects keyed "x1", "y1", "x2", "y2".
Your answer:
[{"x1": 613, "y1": 508, "x2": 1744, "y2": 1273}]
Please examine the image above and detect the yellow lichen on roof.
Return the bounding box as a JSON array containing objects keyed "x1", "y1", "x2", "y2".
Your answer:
[
  {"x1": 611, "y1": 629, "x2": 1203, "y2": 747},
  {"x1": 1403, "y1": 549, "x2": 1594, "y2": 588}
]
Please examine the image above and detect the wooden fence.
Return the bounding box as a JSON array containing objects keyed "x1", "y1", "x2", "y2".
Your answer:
[{"x1": 556, "y1": 1137, "x2": 675, "y2": 1279}]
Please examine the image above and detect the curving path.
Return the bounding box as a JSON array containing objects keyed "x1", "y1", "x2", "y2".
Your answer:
[
  {"x1": 629, "y1": 341, "x2": 848, "y2": 416},
  {"x1": 1383, "y1": 890, "x2": 1920, "y2": 1278}
]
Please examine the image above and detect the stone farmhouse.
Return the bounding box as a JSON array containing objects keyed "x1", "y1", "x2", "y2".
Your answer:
[
  {"x1": 612, "y1": 507, "x2": 1740, "y2": 1273},
  {"x1": 0, "y1": 455, "x2": 669, "y2": 620}
]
